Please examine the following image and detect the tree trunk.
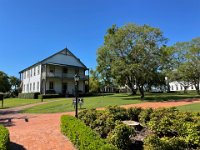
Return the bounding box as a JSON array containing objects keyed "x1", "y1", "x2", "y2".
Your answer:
[
  {"x1": 138, "y1": 85, "x2": 144, "y2": 100},
  {"x1": 130, "y1": 87, "x2": 137, "y2": 95},
  {"x1": 127, "y1": 76, "x2": 137, "y2": 95},
  {"x1": 195, "y1": 84, "x2": 200, "y2": 95},
  {"x1": 167, "y1": 83, "x2": 170, "y2": 93},
  {"x1": 183, "y1": 86, "x2": 188, "y2": 94}
]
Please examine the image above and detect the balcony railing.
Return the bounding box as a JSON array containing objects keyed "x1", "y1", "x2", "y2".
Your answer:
[{"x1": 42, "y1": 72, "x2": 89, "y2": 80}]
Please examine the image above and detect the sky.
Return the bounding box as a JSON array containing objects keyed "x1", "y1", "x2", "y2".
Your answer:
[{"x1": 0, "y1": 0, "x2": 200, "y2": 77}]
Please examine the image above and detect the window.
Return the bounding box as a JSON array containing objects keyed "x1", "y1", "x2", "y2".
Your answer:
[
  {"x1": 34, "y1": 67, "x2": 36, "y2": 76},
  {"x1": 30, "y1": 83, "x2": 32, "y2": 91},
  {"x1": 24, "y1": 72, "x2": 26, "y2": 79},
  {"x1": 171, "y1": 86, "x2": 174, "y2": 91},
  {"x1": 191, "y1": 86, "x2": 194, "y2": 89},
  {"x1": 30, "y1": 69, "x2": 32, "y2": 77},
  {"x1": 75, "y1": 69, "x2": 79, "y2": 74},
  {"x1": 176, "y1": 85, "x2": 178, "y2": 91},
  {"x1": 49, "y1": 81, "x2": 54, "y2": 90},
  {"x1": 37, "y1": 82, "x2": 40, "y2": 91},
  {"x1": 27, "y1": 84, "x2": 29, "y2": 92},
  {"x1": 50, "y1": 67, "x2": 54, "y2": 73},
  {"x1": 24, "y1": 85, "x2": 25, "y2": 92},
  {"x1": 38, "y1": 66, "x2": 40, "y2": 75},
  {"x1": 33, "y1": 82, "x2": 35, "y2": 91},
  {"x1": 180, "y1": 86, "x2": 183, "y2": 90},
  {"x1": 63, "y1": 67, "x2": 68, "y2": 74}
]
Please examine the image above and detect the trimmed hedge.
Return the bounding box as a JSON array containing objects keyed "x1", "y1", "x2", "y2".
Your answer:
[
  {"x1": 61, "y1": 115, "x2": 118, "y2": 150},
  {"x1": 38, "y1": 94, "x2": 61, "y2": 99},
  {"x1": 0, "y1": 125, "x2": 10, "y2": 150},
  {"x1": 18, "y1": 93, "x2": 40, "y2": 99}
]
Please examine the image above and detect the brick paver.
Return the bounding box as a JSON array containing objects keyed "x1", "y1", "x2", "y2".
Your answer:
[{"x1": 7, "y1": 112, "x2": 76, "y2": 150}]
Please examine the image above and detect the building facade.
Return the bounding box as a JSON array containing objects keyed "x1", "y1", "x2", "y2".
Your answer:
[
  {"x1": 19, "y1": 48, "x2": 89, "y2": 95},
  {"x1": 169, "y1": 81, "x2": 196, "y2": 92}
]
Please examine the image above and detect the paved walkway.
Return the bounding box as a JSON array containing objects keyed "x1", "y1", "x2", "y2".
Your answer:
[
  {"x1": 7, "y1": 113, "x2": 76, "y2": 150},
  {"x1": 0, "y1": 98, "x2": 200, "y2": 150}
]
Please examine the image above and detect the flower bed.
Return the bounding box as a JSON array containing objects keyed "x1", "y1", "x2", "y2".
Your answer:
[{"x1": 78, "y1": 106, "x2": 200, "y2": 150}]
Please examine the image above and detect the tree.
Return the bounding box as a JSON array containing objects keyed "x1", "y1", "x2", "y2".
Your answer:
[
  {"x1": 172, "y1": 37, "x2": 200, "y2": 94},
  {"x1": 89, "y1": 69, "x2": 101, "y2": 93},
  {"x1": 9, "y1": 76, "x2": 21, "y2": 96},
  {"x1": 97, "y1": 24, "x2": 168, "y2": 99},
  {"x1": 0, "y1": 71, "x2": 11, "y2": 93}
]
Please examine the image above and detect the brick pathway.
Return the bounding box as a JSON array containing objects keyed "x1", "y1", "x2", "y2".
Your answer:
[
  {"x1": 0, "y1": 98, "x2": 199, "y2": 150},
  {"x1": 6, "y1": 113, "x2": 76, "y2": 150}
]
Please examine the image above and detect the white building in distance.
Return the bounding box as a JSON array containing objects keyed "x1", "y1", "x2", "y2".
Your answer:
[
  {"x1": 19, "y1": 48, "x2": 89, "y2": 95},
  {"x1": 169, "y1": 81, "x2": 196, "y2": 91}
]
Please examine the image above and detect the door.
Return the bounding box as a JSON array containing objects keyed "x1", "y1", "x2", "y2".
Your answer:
[{"x1": 62, "y1": 83, "x2": 68, "y2": 95}]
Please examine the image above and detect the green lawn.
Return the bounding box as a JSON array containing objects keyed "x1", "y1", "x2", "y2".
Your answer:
[
  {"x1": 0, "y1": 98, "x2": 61, "y2": 109},
  {"x1": 22, "y1": 94, "x2": 142, "y2": 113},
  {"x1": 22, "y1": 93, "x2": 200, "y2": 113},
  {"x1": 177, "y1": 103, "x2": 200, "y2": 112}
]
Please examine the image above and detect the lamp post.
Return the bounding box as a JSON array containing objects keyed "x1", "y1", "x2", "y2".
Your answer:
[{"x1": 74, "y1": 74, "x2": 80, "y2": 118}]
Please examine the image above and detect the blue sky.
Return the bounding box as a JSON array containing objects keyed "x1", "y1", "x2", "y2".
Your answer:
[{"x1": 0, "y1": 0, "x2": 199, "y2": 77}]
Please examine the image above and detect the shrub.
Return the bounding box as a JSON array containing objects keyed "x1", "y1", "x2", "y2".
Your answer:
[
  {"x1": 45, "y1": 90, "x2": 56, "y2": 94},
  {"x1": 107, "y1": 124, "x2": 135, "y2": 150},
  {"x1": 78, "y1": 109, "x2": 100, "y2": 128},
  {"x1": 148, "y1": 116, "x2": 177, "y2": 137},
  {"x1": 38, "y1": 94, "x2": 61, "y2": 99},
  {"x1": 146, "y1": 108, "x2": 200, "y2": 149},
  {"x1": 127, "y1": 107, "x2": 143, "y2": 121},
  {"x1": 79, "y1": 108, "x2": 123, "y2": 138},
  {"x1": 94, "y1": 113, "x2": 116, "y2": 138},
  {"x1": 105, "y1": 106, "x2": 128, "y2": 121},
  {"x1": 138, "y1": 108, "x2": 153, "y2": 126},
  {"x1": 0, "y1": 125, "x2": 10, "y2": 150},
  {"x1": 61, "y1": 115, "x2": 118, "y2": 150},
  {"x1": 18, "y1": 92, "x2": 40, "y2": 99},
  {"x1": 144, "y1": 134, "x2": 187, "y2": 150}
]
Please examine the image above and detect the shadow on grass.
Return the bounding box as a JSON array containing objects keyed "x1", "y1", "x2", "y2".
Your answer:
[{"x1": 9, "y1": 142, "x2": 26, "y2": 150}]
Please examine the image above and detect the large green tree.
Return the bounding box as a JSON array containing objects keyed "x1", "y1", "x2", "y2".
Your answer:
[
  {"x1": 172, "y1": 37, "x2": 200, "y2": 94},
  {"x1": 97, "y1": 24, "x2": 168, "y2": 99},
  {"x1": 0, "y1": 71, "x2": 11, "y2": 93}
]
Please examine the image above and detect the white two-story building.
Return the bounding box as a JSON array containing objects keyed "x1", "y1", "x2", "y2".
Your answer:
[{"x1": 19, "y1": 48, "x2": 89, "y2": 95}]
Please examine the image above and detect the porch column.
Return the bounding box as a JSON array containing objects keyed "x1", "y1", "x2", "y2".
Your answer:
[{"x1": 44, "y1": 64, "x2": 47, "y2": 95}]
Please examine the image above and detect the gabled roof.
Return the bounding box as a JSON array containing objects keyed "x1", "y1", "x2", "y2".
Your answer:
[{"x1": 19, "y1": 48, "x2": 88, "y2": 73}]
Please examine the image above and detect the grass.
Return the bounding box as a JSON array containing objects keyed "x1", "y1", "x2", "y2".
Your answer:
[
  {"x1": 0, "y1": 98, "x2": 61, "y2": 109},
  {"x1": 22, "y1": 92, "x2": 200, "y2": 113},
  {"x1": 177, "y1": 103, "x2": 200, "y2": 112},
  {"x1": 22, "y1": 94, "x2": 142, "y2": 113}
]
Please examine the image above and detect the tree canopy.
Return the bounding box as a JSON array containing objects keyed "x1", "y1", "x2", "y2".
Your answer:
[
  {"x1": 0, "y1": 71, "x2": 11, "y2": 93},
  {"x1": 170, "y1": 37, "x2": 200, "y2": 94},
  {"x1": 97, "y1": 24, "x2": 170, "y2": 99}
]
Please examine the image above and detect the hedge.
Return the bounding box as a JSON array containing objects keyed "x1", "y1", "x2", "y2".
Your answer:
[
  {"x1": 61, "y1": 115, "x2": 118, "y2": 150},
  {"x1": 0, "y1": 125, "x2": 10, "y2": 150},
  {"x1": 18, "y1": 93, "x2": 40, "y2": 99},
  {"x1": 38, "y1": 94, "x2": 61, "y2": 99}
]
